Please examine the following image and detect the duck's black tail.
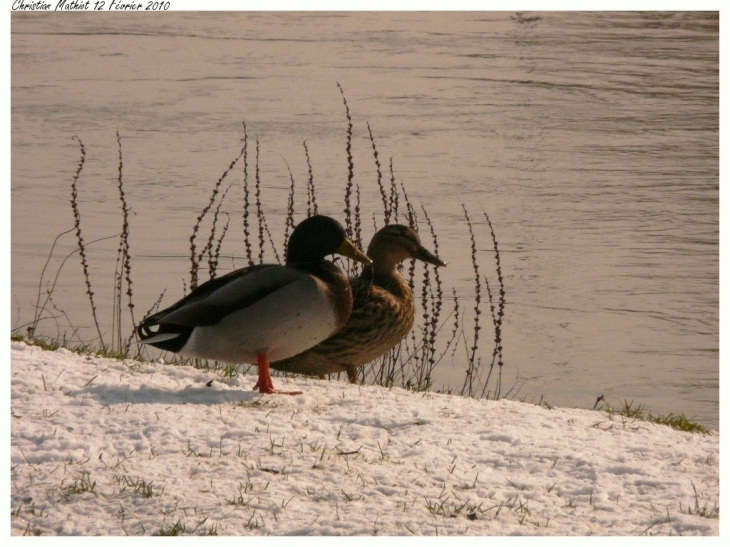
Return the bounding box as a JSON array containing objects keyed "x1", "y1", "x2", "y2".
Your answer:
[{"x1": 137, "y1": 315, "x2": 192, "y2": 353}]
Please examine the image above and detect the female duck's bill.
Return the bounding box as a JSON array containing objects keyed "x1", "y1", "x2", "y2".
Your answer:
[{"x1": 137, "y1": 215, "x2": 371, "y2": 395}]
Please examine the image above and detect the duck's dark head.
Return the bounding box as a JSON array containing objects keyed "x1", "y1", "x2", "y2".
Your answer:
[
  {"x1": 286, "y1": 215, "x2": 371, "y2": 265},
  {"x1": 367, "y1": 224, "x2": 446, "y2": 274}
]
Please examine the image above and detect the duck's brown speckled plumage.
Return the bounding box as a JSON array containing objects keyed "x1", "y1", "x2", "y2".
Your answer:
[{"x1": 271, "y1": 224, "x2": 445, "y2": 383}]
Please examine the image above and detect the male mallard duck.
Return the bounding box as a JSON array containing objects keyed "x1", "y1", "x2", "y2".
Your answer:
[
  {"x1": 137, "y1": 215, "x2": 371, "y2": 394},
  {"x1": 270, "y1": 224, "x2": 446, "y2": 383}
]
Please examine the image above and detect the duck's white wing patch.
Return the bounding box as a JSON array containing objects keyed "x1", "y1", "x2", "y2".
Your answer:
[{"x1": 137, "y1": 332, "x2": 180, "y2": 345}]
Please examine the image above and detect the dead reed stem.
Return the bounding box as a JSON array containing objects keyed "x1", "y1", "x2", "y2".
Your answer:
[
  {"x1": 212, "y1": 213, "x2": 231, "y2": 275},
  {"x1": 338, "y1": 82, "x2": 355, "y2": 239},
  {"x1": 28, "y1": 227, "x2": 75, "y2": 339},
  {"x1": 255, "y1": 139, "x2": 265, "y2": 263},
  {"x1": 203, "y1": 183, "x2": 233, "y2": 278},
  {"x1": 485, "y1": 210, "x2": 505, "y2": 367},
  {"x1": 481, "y1": 209, "x2": 505, "y2": 398},
  {"x1": 354, "y1": 183, "x2": 362, "y2": 255},
  {"x1": 421, "y1": 206, "x2": 442, "y2": 372},
  {"x1": 115, "y1": 131, "x2": 137, "y2": 353},
  {"x1": 367, "y1": 122, "x2": 389, "y2": 225},
  {"x1": 450, "y1": 288, "x2": 461, "y2": 358},
  {"x1": 284, "y1": 161, "x2": 296, "y2": 257},
  {"x1": 459, "y1": 203, "x2": 482, "y2": 397},
  {"x1": 189, "y1": 139, "x2": 245, "y2": 290},
  {"x1": 303, "y1": 140, "x2": 318, "y2": 217},
  {"x1": 262, "y1": 211, "x2": 280, "y2": 264},
  {"x1": 21, "y1": 233, "x2": 120, "y2": 347},
  {"x1": 252, "y1": 141, "x2": 279, "y2": 263},
  {"x1": 417, "y1": 261, "x2": 432, "y2": 389},
  {"x1": 70, "y1": 135, "x2": 104, "y2": 344},
  {"x1": 389, "y1": 158, "x2": 399, "y2": 224},
  {"x1": 241, "y1": 122, "x2": 253, "y2": 267}
]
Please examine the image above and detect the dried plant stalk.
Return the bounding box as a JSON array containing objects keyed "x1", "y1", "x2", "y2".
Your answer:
[
  {"x1": 367, "y1": 122, "x2": 389, "y2": 225},
  {"x1": 303, "y1": 140, "x2": 318, "y2": 217},
  {"x1": 284, "y1": 161, "x2": 296, "y2": 257},
  {"x1": 389, "y1": 157, "x2": 399, "y2": 224},
  {"x1": 112, "y1": 131, "x2": 138, "y2": 354},
  {"x1": 204, "y1": 183, "x2": 233, "y2": 278},
  {"x1": 241, "y1": 122, "x2": 253, "y2": 267},
  {"x1": 338, "y1": 82, "x2": 354, "y2": 239},
  {"x1": 189, "y1": 139, "x2": 244, "y2": 289},
  {"x1": 459, "y1": 204, "x2": 482, "y2": 397},
  {"x1": 255, "y1": 139, "x2": 265, "y2": 263},
  {"x1": 70, "y1": 135, "x2": 104, "y2": 344}
]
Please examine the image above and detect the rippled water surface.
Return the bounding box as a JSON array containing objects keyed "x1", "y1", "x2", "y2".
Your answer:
[{"x1": 11, "y1": 12, "x2": 719, "y2": 429}]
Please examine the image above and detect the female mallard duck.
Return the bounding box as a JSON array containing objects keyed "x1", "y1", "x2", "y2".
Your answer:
[
  {"x1": 137, "y1": 215, "x2": 371, "y2": 395},
  {"x1": 270, "y1": 224, "x2": 445, "y2": 383}
]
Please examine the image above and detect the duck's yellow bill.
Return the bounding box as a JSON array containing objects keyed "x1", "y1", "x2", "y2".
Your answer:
[{"x1": 337, "y1": 238, "x2": 372, "y2": 265}]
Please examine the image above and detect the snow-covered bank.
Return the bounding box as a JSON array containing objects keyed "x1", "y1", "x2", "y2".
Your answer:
[{"x1": 9, "y1": 342, "x2": 719, "y2": 536}]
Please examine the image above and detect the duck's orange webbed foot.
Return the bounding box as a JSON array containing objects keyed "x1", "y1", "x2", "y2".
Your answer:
[{"x1": 254, "y1": 354, "x2": 302, "y2": 395}]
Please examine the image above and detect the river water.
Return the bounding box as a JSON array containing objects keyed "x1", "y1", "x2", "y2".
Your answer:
[{"x1": 10, "y1": 12, "x2": 719, "y2": 430}]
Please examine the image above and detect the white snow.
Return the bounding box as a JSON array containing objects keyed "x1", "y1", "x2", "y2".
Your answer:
[{"x1": 9, "y1": 341, "x2": 720, "y2": 537}]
